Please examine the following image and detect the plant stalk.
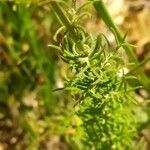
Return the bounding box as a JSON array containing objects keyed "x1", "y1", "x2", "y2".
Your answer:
[
  {"x1": 93, "y1": 0, "x2": 150, "y2": 91},
  {"x1": 50, "y1": 1, "x2": 84, "y2": 52}
]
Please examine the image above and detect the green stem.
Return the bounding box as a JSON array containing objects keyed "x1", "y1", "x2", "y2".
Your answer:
[
  {"x1": 93, "y1": 0, "x2": 150, "y2": 91},
  {"x1": 50, "y1": 1, "x2": 84, "y2": 52},
  {"x1": 127, "y1": 57, "x2": 150, "y2": 75},
  {"x1": 93, "y1": 0, "x2": 136, "y2": 62}
]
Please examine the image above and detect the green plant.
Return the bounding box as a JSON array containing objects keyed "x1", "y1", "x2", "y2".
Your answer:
[
  {"x1": 93, "y1": 0, "x2": 150, "y2": 92},
  {"x1": 49, "y1": 1, "x2": 141, "y2": 149},
  {"x1": 0, "y1": 0, "x2": 149, "y2": 149}
]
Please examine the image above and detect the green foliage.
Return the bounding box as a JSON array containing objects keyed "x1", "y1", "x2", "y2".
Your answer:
[
  {"x1": 50, "y1": 1, "x2": 140, "y2": 149},
  {"x1": 0, "y1": 0, "x2": 149, "y2": 149},
  {"x1": 93, "y1": 0, "x2": 150, "y2": 92}
]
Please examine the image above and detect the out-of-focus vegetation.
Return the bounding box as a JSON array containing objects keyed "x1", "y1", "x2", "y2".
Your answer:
[
  {"x1": 0, "y1": 0, "x2": 150, "y2": 150},
  {"x1": 0, "y1": 2, "x2": 73, "y2": 149}
]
